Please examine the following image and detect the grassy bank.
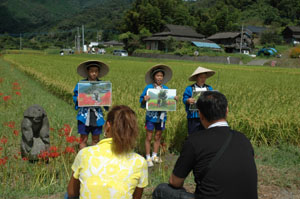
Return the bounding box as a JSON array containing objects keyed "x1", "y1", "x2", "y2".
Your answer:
[{"x1": 0, "y1": 58, "x2": 78, "y2": 197}]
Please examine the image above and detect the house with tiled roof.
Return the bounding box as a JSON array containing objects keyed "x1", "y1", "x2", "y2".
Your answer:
[
  {"x1": 246, "y1": 25, "x2": 267, "y2": 36},
  {"x1": 207, "y1": 31, "x2": 253, "y2": 53},
  {"x1": 282, "y1": 26, "x2": 300, "y2": 44},
  {"x1": 144, "y1": 24, "x2": 205, "y2": 51}
]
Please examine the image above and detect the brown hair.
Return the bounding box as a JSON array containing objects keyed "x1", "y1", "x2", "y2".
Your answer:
[{"x1": 106, "y1": 105, "x2": 139, "y2": 155}]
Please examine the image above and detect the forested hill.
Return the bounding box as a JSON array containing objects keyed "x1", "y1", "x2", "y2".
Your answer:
[
  {"x1": 0, "y1": 0, "x2": 132, "y2": 34},
  {"x1": 121, "y1": 0, "x2": 300, "y2": 37},
  {"x1": 1, "y1": 0, "x2": 299, "y2": 46}
]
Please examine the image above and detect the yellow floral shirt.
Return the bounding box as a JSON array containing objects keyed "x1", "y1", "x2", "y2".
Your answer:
[{"x1": 72, "y1": 138, "x2": 148, "y2": 199}]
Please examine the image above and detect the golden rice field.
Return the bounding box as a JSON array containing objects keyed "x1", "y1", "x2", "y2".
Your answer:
[{"x1": 3, "y1": 53, "x2": 300, "y2": 152}]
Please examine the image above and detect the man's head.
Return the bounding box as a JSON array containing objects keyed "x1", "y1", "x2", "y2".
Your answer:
[{"x1": 196, "y1": 91, "x2": 228, "y2": 125}]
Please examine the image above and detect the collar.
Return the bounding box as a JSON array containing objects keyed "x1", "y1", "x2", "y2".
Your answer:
[
  {"x1": 194, "y1": 83, "x2": 206, "y2": 88},
  {"x1": 208, "y1": 121, "x2": 229, "y2": 129},
  {"x1": 98, "y1": 137, "x2": 113, "y2": 145},
  {"x1": 84, "y1": 78, "x2": 100, "y2": 81}
]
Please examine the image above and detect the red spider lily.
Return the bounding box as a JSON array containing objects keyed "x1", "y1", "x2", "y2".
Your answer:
[
  {"x1": 14, "y1": 154, "x2": 19, "y2": 160},
  {"x1": 0, "y1": 93, "x2": 3, "y2": 96},
  {"x1": 13, "y1": 130, "x2": 19, "y2": 136},
  {"x1": 66, "y1": 136, "x2": 76, "y2": 143},
  {"x1": 0, "y1": 158, "x2": 7, "y2": 165},
  {"x1": 49, "y1": 127, "x2": 55, "y2": 132},
  {"x1": 49, "y1": 152, "x2": 60, "y2": 158},
  {"x1": 75, "y1": 137, "x2": 80, "y2": 143},
  {"x1": 15, "y1": 92, "x2": 21, "y2": 96},
  {"x1": 12, "y1": 82, "x2": 19, "y2": 86},
  {"x1": 49, "y1": 146, "x2": 58, "y2": 152},
  {"x1": 0, "y1": 137, "x2": 8, "y2": 144},
  {"x1": 22, "y1": 157, "x2": 28, "y2": 161},
  {"x1": 3, "y1": 95, "x2": 11, "y2": 101},
  {"x1": 4, "y1": 156, "x2": 8, "y2": 160},
  {"x1": 0, "y1": 147, "x2": 2, "y2": 150},
  {"x1": 64, "y1": 146, "x2": 75, "y2": 154},
  {"x1": 63, "y1": 124, "x2": 71, "y2": 136},
  {"x1": 0, "y1": 78, "x2": 3, "y2": 83},
  {"x1": 3, "y1": 121, "x2": 15, "y2": 129},
  {"x1": 38, "y1": 151, "x2": 50, "y2": 160}
]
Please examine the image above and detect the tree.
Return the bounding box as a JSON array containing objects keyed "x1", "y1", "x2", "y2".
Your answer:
[
  {"x1": 138, "y1": 3, "x2": 162, "y2": 33},
  {"x1": 122, "y1": 0, "x2": 195, "y2": 34},
  {"x1": 119, "y1": 32, "x2": 141, "y2": 55},
  {"x1": 260, "y1": 29, "x2": 283, "y2": 45}
]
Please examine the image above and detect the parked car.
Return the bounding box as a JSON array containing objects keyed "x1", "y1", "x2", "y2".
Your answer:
[{"x1": 113, "y1": 49, "x2": 128, "y2": 56}]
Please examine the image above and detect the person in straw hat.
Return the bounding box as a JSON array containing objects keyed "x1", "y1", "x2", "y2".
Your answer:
[
  {"x1": 183, "y1": 66, "x2": 215, "y2": 134},
  {"x1": 73, "y1": 60, "x2": 109, "y2": 149},
  {"x1": 139, "y1": 64, "x2": 178, "y2": 167}
]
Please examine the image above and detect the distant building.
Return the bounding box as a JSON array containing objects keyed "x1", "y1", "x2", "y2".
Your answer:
[
  {"x1": 207, "y1": 32, "x2": 253, "y2": 53},
  {"x1": 191, "y1": 40, "x2": 221, "y2": 50},
  {"x1": 102, "y1": 40, "x2": 124, "y2": 47},
  {"x1": 89, "y1": 40, "x2": 123, "y2": 48},
  {"x1": 89, "y1": 42, "x2": 99, "y2": 48},
  {"x1": 144, "y1": 24, "x2": 205, "y2": 51},
  {"x1": 246, "y1": 25, "x2": 267, "y2": 37},
  {"x1": 282, "y1": 26, "x2": 300, "y2": 45}
]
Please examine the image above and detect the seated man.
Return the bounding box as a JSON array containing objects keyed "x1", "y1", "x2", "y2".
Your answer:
[{"x1": 153, "y1": 91, "x2": 257, "y2": 199}]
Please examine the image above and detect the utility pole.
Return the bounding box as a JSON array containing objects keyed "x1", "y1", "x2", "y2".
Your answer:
[
  {"x1": 240, "y1": 24, "x2": 243, "y2": 53},
  {"x1": 19, "y1": 33, "x2": 22, "y2": 50},
  {"x1": 82, "y1": 25, "x2": 85, "y2": 52},
  {"x1": 77, "y1": 27, "x2": 81, "y2": 53},
  {"x1": 75, "y1": 35, "x2": 77, "y2": 50}
]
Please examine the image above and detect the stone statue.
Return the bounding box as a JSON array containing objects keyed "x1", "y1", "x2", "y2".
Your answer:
[{"x1": 21, "y1": 105, "x2": 50, "y2": 160}]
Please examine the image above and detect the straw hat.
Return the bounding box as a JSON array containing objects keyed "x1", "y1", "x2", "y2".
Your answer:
[
  {"x1": 77, "y1": 60, "x2": 109, "y2": 78},
  {"x1": 145, "y1": 64, "x2": 173, "y2": 84},
  {"x1": 188, "y1": 66, "x2": 215, "y2": 81}
]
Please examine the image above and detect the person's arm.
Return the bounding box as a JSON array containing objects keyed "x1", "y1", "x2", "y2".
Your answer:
[
  {"x1": 139, "y1": 86, "x2": 150, "y2": 107},
  {"x1": 183, "y1": 86, "x2": 194, "y2": 105},
  {"x1": 171, "y1": 138, "x2": 195, "y2": 188},
  {"x1": 132, "y1": 187, "x2": 144, "y2": 199},
  {"x1": 67, "y1": 172, "x2": 80, "y2": 198},
  {"x1": 73, "y1": 83, "x2": 79, "y2": 110},
  {"x1": 169, "y1": 173, "x2": 185, "y2": 188}
]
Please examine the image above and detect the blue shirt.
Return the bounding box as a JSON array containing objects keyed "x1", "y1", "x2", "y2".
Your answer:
[
  {"x1": 73, "y1": 79, "x2": 108, "y2": 127},
  {"x1": 139, "y1": 84, "x2": 168, "y2": 123},
  {"x1": 182, "y1": 83, "x2": 213, "y2": 119}
]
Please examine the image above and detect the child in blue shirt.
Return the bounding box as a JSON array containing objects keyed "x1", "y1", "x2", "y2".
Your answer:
[
  {"x1": 73, "y1": 60, "x2": 109, "y2": 149},
  {"x1": 140, "y1": 64, "x2": 178, "y2": 167},
  {"x1": 183, "y1": 66, "x2": 215, "y2": 134}
]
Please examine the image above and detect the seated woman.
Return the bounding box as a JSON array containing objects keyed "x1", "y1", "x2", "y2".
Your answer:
[{"x1": 67, "y1": 105, "x2": 148, "y2": 199}]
